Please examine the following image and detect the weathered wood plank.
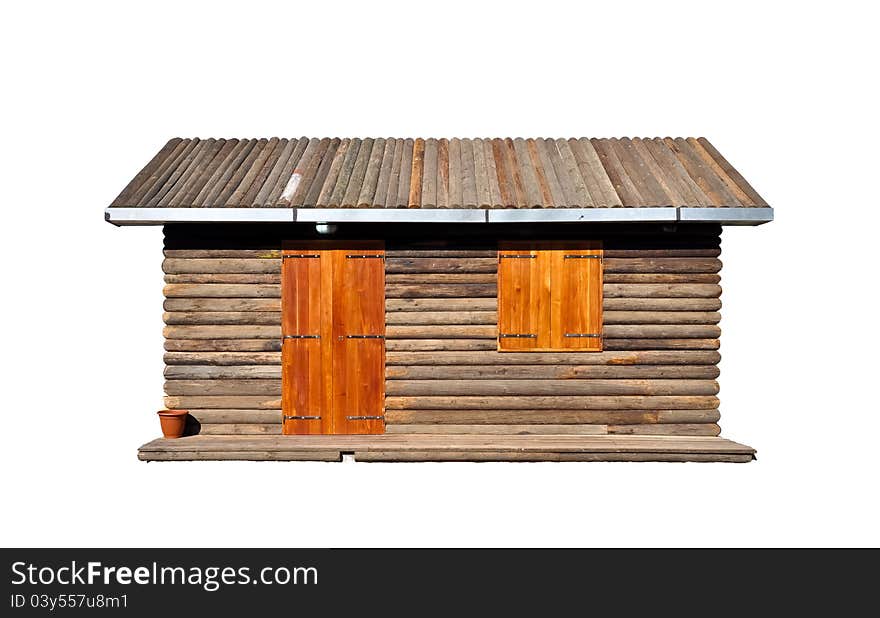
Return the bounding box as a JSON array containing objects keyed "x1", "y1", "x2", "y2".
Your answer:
[
  {"x1": 164, "y1": 274, "x2": 280, "y2": 284},
  {"x1": 164, "y1": 284, "x2": 280, "y2": 298},
  {"x1": 386, "y1": 325, "x2": 496, "y2": 339},
  {"x1": 385, "y1": 257, "x2": 497, "y2": 273},
  {"x1": 164, "y1": 298, "x2": 282, "y2": 312},
  {"x1": 385, "y1": 350, "x2": 721, "y2": 365},
  {"x1": 385, "y1": 311, "x2": 496, "y2": 325},
  {"x1": 185, "y1": 409, "x2": 281, "y2": 423},
  {"x1": 164, "y1": 339, "x2": 281, "y2": 352},
  {"x1": 386, "y1": 298, "x2": 497, "y2": 312},
  {"x1": 164, "y1": 311, "x2": 281, "y2": 325},
  {"x1": 164, "y1": 325, "x2": 280, "y2": 339},
  {"x1": 385, "y1": 409, "x2": 720, "y2": 424},
  {"x1": 385, "y1": 395, "x2": 719, "y2": 410},
  {"x1": 164, "y1": 352, "x2": 281, "y2": 365},
  {"x1": 386, "y1": 379, "x2": 719, "y2": 396},
  {"x1": 164, "y1": 379, "x2": 281, "y2": 396},
  {"x1": 607, "y1": 423, "x2": 720, "y2": 436},
  {"x1": 165, "y1": 396, "x2": 281, "y2": 409},
  {"x1": 604, "y1": 325, "x2": 721, "y2": 338},
  {"x1": 385, "y1": 273, "x2": 495, "y2": 284},
  {"x1": 352, "y1": 451, "x2": 752, "y2": 463},
  {"x1": 165, "y1": 365, "x2": 281, "y2": 379},
  {"x1": 603, "y1": 339, "x2": 720, "y2": 350},
  {"x1": 385, "y1": 339, "x2": 496, "y2": 351},
  {"x1": 385, "y1": 365, "x2": 720, "y2": 380},
  {"x1": 604, "y1": 258, "x2": 721, "y2": 273},
  {"x1": 603, "y1": 284, "x2": 721, "y2": 298},
  {"x1": 602, "y1": 298, "x2": 721, "y2": 311},
  {"x1": 387, "y1": 424, "x2": 608, "y2": 435},
  {"x1": 386, "y1": 283, "x2": 497, "y2": 298},
  {"x1": 198, "y1": 423, "x2": 283, "y2": 435}
]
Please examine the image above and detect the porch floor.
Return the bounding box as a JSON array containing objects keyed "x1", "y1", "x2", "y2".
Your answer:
[{"x1": 138, "y1": 434, "x2": 756, "y2": 462}]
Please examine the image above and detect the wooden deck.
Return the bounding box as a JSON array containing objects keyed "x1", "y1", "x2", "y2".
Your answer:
[{"x1": 138, "y1": 434, "x2": 755, "y2": 463}]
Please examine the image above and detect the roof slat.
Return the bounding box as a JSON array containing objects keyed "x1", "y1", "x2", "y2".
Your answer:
[
  {"x1": 372, "y1": 138, "x2": 396, "y2": 208},
  {"x1": 384, "y1": 138, "x2": 403, "y2": 208},
  {"x1": 460, "y1": 139, "x2": 478, "y2": 208},
  {"x1": 303, "y1": 138, "x2": 341, "y2": 207},
  {"x1": 421, "y1": 138, "x2": 438, "y2": 208},
  {"x1": 232, "y1": 137, "x2": 280, "y2": 206},
  {"x1": 164, "y1": 138, "x2": 222, "y2": 207},
  {"x1": 111, "y1": 138, "x2": 182, "y2": 207},
  {"x1": 666, "y1": 138, "x2": 741, "y2": 206},
  {"x1": 448, "y1": 138, "x2": 462, "y2": 207},
  {"x1": 408, "y1": 138, "x2": 425, "y2": 208},
  {"x1": 290, "y1": 137, "x2": 331, "y2": 207},
  {"x1": 614, "y1": 138, "x2": 673, "y2": 207},
  {"x1": 481, "y1": 138, "x2": 502, "y2": 208},
  {"x1": 266, "y1": 137, "x2": 309, "y2": 206},
  {"x1": 555, "y1": 138, "x2": 592, "y2": 207},
  {"x1": 395, "y1": 139, "x2": 414, "y2": 208},
  {"x1": 253, "y1": 139, "x2": 293, "y2": 206},
  {"x1": 691, "y1": 138, "x2": 763, "y2": 206},
  {"x1": 241, "y1": 138, "x2": 284, "y2": 206},
  {"x1": 436, "y1": 138, "x2": 449, "y2": 208},
  {"x1": 591, "y1": 138, "x2": 642, "y2": 206}
]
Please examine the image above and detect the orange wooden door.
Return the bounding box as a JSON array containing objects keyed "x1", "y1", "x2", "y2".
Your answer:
[
  {"x1": 331, "y1": 248, "x2": 385, "y2": 434},
  {"x1": 281, "y1": 251, "x2": 328, "y2": 434},
  {"x1": 550, "y1": 245, "x2": 603, "y2": 350},
  {"x1": 281, "y1": 243, "x2": 385, "y2": 435}
]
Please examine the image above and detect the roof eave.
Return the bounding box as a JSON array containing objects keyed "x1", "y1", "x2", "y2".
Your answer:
[{"x1": 105, "y1": 206, "x2": 773, "y2": 226}]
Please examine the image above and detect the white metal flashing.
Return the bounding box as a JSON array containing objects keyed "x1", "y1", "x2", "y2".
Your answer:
[
  {"x1": 105, "y1": 208, "x2": 294, "y2": 225},
  {"x1": 678, "y1": 207, "x2": 773, "y2": 225},
  {"x1": 105, "y1": 206, "x2": 773, "y2": 226},
  {"x1": 293, "y1": 208, "x2": 487, "y2": 223},
  {"x1": 486, "y1": 208, "x2": 678, "y2": 223}
]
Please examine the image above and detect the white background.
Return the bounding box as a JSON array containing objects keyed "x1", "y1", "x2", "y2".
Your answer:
[{"x1": 1, "y1": 0, "x2": 877, "y2": 547}]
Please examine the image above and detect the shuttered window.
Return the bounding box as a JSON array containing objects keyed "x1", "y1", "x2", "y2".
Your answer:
[{"x1": 497, "y1": 242, "x2": 603, "y2": 351}]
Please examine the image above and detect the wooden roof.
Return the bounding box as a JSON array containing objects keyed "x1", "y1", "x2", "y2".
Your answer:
[{"x1": 110, "y1": 137, "x2": 767, "y2": 210}]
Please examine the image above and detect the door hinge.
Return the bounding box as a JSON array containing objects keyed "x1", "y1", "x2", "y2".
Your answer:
[
  {"x1": 283, "y1": 334, "x2": 320, "y2": 339},
  {"x1": 283, "y1": 254, "x2": 320, "y2": 258},
  {"x1": 283, "y1": 415, "x2": 321, "y2": 421},
  {"x1": 500, "y1": 255, "x2": 536, "y2": 259},
  {"x1": 344, "y1": 334, "x2": 385, "y2": 339},
  {"x1": 499, "y1": 333, "x2": 538, "y2": 338},
  {"x1": 564, "y1": 333, "x2": 601, "y2": 338},
  {"x1": 346, "y1": 416, "x2": 385, "y2": 421},
  {"x1": 346, "y1": 254, "x2": 384, "y2": 259},
  {"x1": 563, "y1": 254, "x2": 602, "y2": 260}
]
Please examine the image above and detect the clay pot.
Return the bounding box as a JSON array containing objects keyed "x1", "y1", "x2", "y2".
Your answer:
[{"x1": 158, "y1": 409, "x2": 188, "y2": 439}]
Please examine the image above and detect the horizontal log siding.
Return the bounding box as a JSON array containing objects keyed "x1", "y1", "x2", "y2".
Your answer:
[
  {"x1": 381, "y1": 235, "x2": 722, "y2": 436},
  {"x1": 162, "y1": 227, "x2": 723, "y2": 437}
]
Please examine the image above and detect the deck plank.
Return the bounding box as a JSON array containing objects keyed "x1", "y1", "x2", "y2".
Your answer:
[{"x1": 138, "y1": 434, "x2": 755, "y2": 462}]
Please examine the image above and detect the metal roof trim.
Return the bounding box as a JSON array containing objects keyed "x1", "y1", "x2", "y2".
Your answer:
[
  {"x1": 106, "y1": 206, "x2": 773, "y2": 226},
  {"x1": 678, "y1": 207, "x2": 773, "y2": 225}
]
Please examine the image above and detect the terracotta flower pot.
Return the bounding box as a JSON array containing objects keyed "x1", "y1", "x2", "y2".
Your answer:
[{"x1": 158, "y1": 409, "x2": 188, "y2": 439}]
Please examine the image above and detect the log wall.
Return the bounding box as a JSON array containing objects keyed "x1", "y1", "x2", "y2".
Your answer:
[{"x1": 162, "y1": 224, "x2": 723, "y2": 437}]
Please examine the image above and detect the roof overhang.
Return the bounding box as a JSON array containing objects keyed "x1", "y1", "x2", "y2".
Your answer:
[{"x1": 105, "y1": 206, "x2": 773, "y2": 226}]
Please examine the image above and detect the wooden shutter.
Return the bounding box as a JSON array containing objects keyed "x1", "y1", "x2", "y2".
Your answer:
[
  {"x1": 331, "y1": 248, "x2": 386, "y2": 435},
  {"x1": 498, "y1": 242, "x2": 603, "y2": 352},
  {"x1": 550, "y1": 245, "x2": 603, "y2": 350},
  {"x1": 497, "y1": 245, "x2": 551, "y2": 350},
  {"x1": 281, "y1": 252, "x2": 328, "y2": 434}
]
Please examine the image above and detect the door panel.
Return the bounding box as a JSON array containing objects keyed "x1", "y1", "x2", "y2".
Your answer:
[
  {"x1": 281, "y1": 243, "x2": 385, "y2": 435},
  {"x1": 281, "y1": 338, "x2": 326, "y2": 434},
  {"x1": 332, "y1": 250, "x2": 385, "y2": 434}
]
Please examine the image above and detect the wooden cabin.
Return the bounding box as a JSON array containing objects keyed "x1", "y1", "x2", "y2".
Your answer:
[{"x1": 106, "y1": 137, "x2": 772, "y2": 462}]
